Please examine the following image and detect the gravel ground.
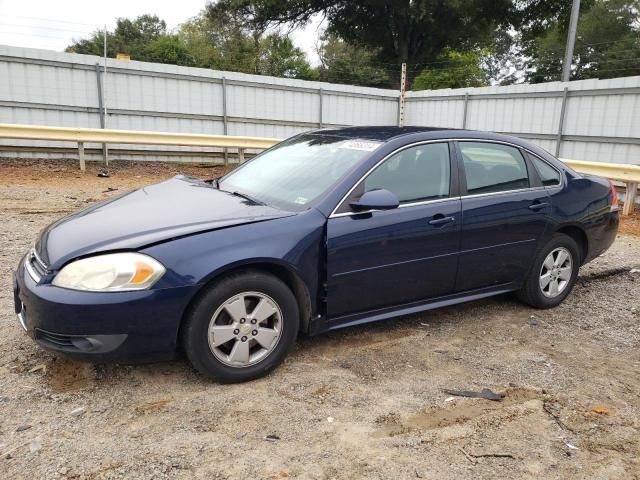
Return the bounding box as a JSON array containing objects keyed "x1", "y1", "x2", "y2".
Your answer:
[{"x1": 1, "y1": 159, "x2": 640, "y2": 480}]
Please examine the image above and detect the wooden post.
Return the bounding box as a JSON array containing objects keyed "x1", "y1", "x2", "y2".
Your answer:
[
  {"x1": 78, "y1": 141, "x2": 86, "y2": 172},
  {"x1": 238, "y1": 148, "x2": 245, "y2": 164},
  {"x1": 397, "y1": 63, "x2": 407, "y2": 127},
  {"x1": 623, "y1": 182, "x2": 637, "y2": 216}
]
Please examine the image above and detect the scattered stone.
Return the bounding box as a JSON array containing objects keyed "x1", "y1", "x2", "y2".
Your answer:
[
  {"x1": 265, "y1": 434, "x2": 280, "y2": 441},
  {"x1": 70, "y1": 407, "x2": 86, "y2": 417},
  {"x1": 591, "y1": 405, "x2": 609, "y2": 415},
  {"x1": 16, "y1": 425, "x2": 32, "y2": 432},
  {"x1": 29, "y1": 438, "x2": 42, "y2": 453},
  {"x1": 97, "y1": 171, "x2": 110, "y2": 178},
  {"x1": 28, "y1": 364, "x2": 46, "y2": 374},
  {"x1": 327, "y1": 417, "x2": 335, "y2": 423},
  {"x1": 59, "y1": 467, "x2": 69, "y2": 475}
]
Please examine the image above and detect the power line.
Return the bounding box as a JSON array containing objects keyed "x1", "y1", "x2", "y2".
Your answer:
[
  {"x1": 1, "y1": 14, "x2": 99, "y2": 28},
  {"x1": 0, "y1": 22, "x2": 96, "y2": 35},
  {"x1": 0, "y1": 29, "x2": 83, "y2": 41}
]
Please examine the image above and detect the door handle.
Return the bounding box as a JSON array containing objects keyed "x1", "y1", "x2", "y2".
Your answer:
[
  {"x1": 529, "y1": 202, "x2": 550, "y2": 211},
  {"x1": 428, "y1": 215, "x2": 455, "y2": 226}
]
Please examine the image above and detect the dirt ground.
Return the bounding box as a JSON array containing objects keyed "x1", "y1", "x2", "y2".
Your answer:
[{"x1": 1, "y1": 159, "x2": 639, "y2": 480}]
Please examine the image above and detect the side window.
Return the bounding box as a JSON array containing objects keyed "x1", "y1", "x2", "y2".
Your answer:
[
  {"x1": 528, "y1": 154, "x2": 561, "y2": 187},
  {"x1": 362, "y1": 143, "x2": 451, "y2": 204},
  {"x1": 460, "y1": 142, "x2": 530, "y2": 195}
]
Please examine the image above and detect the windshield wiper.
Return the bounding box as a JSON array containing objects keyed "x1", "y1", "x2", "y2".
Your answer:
[
  {"x1": 229, "y1": 190, "x2": 265, "y2": 205},
  {"x1": 204, "y1": 177, "x2": 220, "y2": 188}
]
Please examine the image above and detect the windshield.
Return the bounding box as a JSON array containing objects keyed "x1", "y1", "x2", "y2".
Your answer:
[{"x1": 218, "y1": 134, "x2": 381, "y2": 211}]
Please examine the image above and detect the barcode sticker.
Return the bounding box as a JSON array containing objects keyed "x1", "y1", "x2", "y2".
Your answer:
[{"x1": 338, "y1": 140, "x2": 382, "y2": 152}]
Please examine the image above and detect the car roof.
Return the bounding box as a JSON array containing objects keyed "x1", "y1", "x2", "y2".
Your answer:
[
  {"x1": 308, "y1": 126, "x2": 563, "y2": 166},
  {"x1": 311, "y1": 126, "x2": 455, "y2": 141}
]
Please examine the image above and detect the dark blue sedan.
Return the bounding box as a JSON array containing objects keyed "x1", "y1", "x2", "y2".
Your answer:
[{"x1": 14, "y1": 127, "x2": 619, "y2": 382}]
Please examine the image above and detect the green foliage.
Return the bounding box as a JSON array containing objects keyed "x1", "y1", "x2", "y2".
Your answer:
[
  {"x1": 317, "y1": 34, "x2": 390, "y2": 88},
  {"x1": 217, "y1": 0, "x2": 513, "y2": 85},
  {"x1": 144, "y1": 35, "x2": 196, "y2": 66},
  {"x1": 257, "y1": 35, "x2": 319, "y2": 79},
  {"x1": 64, "y1": 2, "x2": 640, "y2": 87},
  {"x1": 412, "y1": 50, "x2": 489, "y2": 91},
  {"x1": 66, "y1": 11, "x2": 316, "y2": 80},
  {"x1": 521, "y1": 0, "x2": 640, "y2": 82},
  {"x1": 67, "y1": 15, "x2": 168, "y2": 59}
]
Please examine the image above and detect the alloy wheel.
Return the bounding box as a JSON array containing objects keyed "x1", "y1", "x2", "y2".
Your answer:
[
  {"x1": 207, "y1": 291, "x2": 283, "y2": 367},
  {"x1": 539, "y1": 247, "x2": 573, "y2": 298}
]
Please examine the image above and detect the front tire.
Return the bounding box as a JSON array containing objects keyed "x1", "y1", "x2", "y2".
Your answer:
[
  {"x1": 182, "y1": 270, "x2": 299, "y2": 383},
  {"x1": 517, "y1": 233, "x2": 580, "y2": 309}
]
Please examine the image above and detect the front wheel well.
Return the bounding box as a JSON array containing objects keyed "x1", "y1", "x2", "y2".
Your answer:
[
  {"x1": 180, "y1": 263, "x2": 313, "y2": 340},
  {"x1": 556, "y1": 226, "x2": 588, "y2": 264}
]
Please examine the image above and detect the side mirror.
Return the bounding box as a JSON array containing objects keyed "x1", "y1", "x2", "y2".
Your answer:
[{"x1": 350, "y1": 189, "x2": 400, "y2": 212}]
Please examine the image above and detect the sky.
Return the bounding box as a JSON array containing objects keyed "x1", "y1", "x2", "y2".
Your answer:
[{"x1": 0, "y1": 0, "x2": 324, "y2": 65}]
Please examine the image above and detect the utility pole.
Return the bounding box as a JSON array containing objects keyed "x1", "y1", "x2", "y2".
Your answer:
[
  {"x1": 398, "y1": 62, "x2": 407, "y2": 127},
  {"x1": 562, "y1": 0, "x2": 581, "y2": 82},
  {"x1": 103, "y1": 25, "x2": 109, "y2": 165}
]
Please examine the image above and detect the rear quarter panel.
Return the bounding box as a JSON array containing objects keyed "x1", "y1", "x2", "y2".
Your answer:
[{"x1": 546, "y1": 169, "x2": 618, "y2": 263}]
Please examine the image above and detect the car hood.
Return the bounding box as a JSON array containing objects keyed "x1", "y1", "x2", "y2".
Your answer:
[{"x1": 36, "y1": 175, "x2": 295, "y2": 269}]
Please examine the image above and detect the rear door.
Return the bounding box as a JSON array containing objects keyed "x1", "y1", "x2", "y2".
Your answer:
[
  {"x1": 326, "y1": 141, "x2": 461, "y2": 320},
  {"x1": 455, "y1": 141, "x2": 551, "y2": 291}
]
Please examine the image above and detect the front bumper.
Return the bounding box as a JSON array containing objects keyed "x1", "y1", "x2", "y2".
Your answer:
[{"x1": 13, "y1": 256, "x2": 196, "y2": 363}]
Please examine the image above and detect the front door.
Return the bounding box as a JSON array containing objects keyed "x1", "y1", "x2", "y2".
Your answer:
[
  {"x1": 455, "y1": 141, "x2": 551, "y2": 291},
  {"x1": 326, "y1": 142, "x2": 461, "y2": 320}
]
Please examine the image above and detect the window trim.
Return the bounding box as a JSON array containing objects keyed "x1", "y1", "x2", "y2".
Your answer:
[
  {"x1": 329, "y1": 138, "x2": 564, "y2": 218},
  {"x1": 330, "y1": 140, "x2": 455, "y2": 218}
]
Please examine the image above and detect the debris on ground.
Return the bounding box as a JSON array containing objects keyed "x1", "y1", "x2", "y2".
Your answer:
[
  {"x1": 443, "y1": 388, "x2": 505, "y2": 401},
  {"x1": 70, "y1": 407, "x2": 86, "y2": 417}
]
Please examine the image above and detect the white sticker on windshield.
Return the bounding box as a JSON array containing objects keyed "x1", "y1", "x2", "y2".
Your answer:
[
  {"x1": 338, "y1": 140, "x2": 382, "y2": 152},
  {"x1": 294, "y1": 197, "x2": 308, "y2": 205}
]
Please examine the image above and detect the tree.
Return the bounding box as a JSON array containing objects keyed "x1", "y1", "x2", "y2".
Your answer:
[
  {"x1": 145, "y1": 35, "x2": 196, "y2": 66},
  {"x1": 214, "y1": 0, "x2": 514, "y2": 86},
  {"x1": 67, "y1": 15, "x2": 168, "y2": 59},
  {"x1": 412, "y1": 50, "x2": 489, "y2": 91},
  {"x1": 180, "y1": 7, "x2": 317, "y2": 79},
  {"x1": 316, "y1": 34, "x2": 390, "y2": 88},
  {"x1": 257, "y1": 35, "x2": 319, "y2": 79},
  {"x1": 519, "y1": 0, "x2": 640, "y2": 82}
]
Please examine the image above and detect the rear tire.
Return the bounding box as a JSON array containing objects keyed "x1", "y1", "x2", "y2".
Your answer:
[
  {"x1": 182, "y1": 270, "x2": 299, "y2": 383},
  {"x1": 517, "y1": 233, "x2": 580, "y2": 309}
]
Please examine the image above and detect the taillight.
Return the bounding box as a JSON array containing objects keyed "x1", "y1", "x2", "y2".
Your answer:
[{"x1": 609, "y1": 180, "x2": 619, "y2": 210}]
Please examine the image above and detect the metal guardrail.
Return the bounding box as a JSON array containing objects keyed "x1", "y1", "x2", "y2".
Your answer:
[
  {"x1": 561, "y1": 158, "x2": 639, "y2": 215},
  {"x1": 0, "y1": 123, "x2": 279, "y2": 170},
  {"x1": 0, "y1": 123, "x2": 636, "y2": 215}
]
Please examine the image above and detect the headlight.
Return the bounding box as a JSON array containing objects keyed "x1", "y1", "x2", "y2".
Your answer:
[{"x1": 52, "y1": 253, "x2": 165, "y2": 292}]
